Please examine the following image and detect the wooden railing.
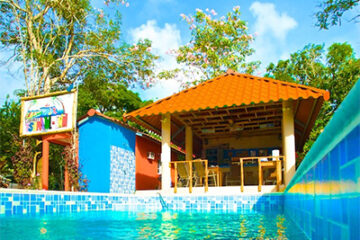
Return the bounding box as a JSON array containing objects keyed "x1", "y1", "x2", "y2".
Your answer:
[
  {"x1": 169, "y1": 159, "x2": 209, "y2": 194},
  {"x1": 232, "y1": 156, "x2": 285, "y2": 192}
]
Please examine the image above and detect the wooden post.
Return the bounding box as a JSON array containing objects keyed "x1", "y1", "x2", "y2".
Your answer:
[
  {"x1": 240, "y1": 158, "x2": 244, "y2": 192},
  {"x1": 41, "y1": 138, "x2": 49, "y2": 190},
  {"x1": 216, "y1": 167, "x2": 220, "y2": 187},
  {"x1": 276, "y1": 159, "x2": 282, "y2": 191},
  {"x1": 185, "y1": 126, "x2": 193, "y2": 160},
  {"x1": 258, "y1": 158, "x2": 262, "y2": 192},
  {"x1": 174, "y1": 162, "x2": 177, "y2": 193},
  {"x1": 219, "y1": 170, "x2": 223, "y2": 187},
  {"x1": 189, "y1": 161, "x2": 192, "y2": 193},
  {"x1": 205, "y1": 160, "x2": 208, "y2": 192}
]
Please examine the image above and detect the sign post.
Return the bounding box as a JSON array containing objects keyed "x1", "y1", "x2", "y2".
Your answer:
[{"x1": 20, "y1": 90, "x2": 77, "y2": 190}]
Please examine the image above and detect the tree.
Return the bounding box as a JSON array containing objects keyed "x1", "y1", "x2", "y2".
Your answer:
[
  {"x1": 0, "y1": 0, "x2": 158, "y2": 96},
  {"x1": 77, "y1": 74, "x2": 153, "y2": 119},
  {"x1": 266, "y1": 42, "x2": 360, "y2": 158},
  {"x1": 163, "y1": 7, "x2": 259, "y2": 87},
  {"x1": 316, "y1": 0, "x2": 360, "y2": 29},
  {"x1": 0, "y1": 94, "x2": 22, "y2": 179}
]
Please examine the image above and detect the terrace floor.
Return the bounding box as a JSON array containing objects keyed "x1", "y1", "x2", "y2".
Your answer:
[{"x1": 135, "y1": 185, "x2": 283, "y2": 196}]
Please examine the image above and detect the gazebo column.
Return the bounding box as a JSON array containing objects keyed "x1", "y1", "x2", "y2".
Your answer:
[
  {"x1": 161, "y1": 113, "x2": 171, "y2": 191},
  {"x1": 185, "y1": 126, "x2": 193, "y2": 160},
  {"x1": 282, "y1": 100, "x2": 296, "y2": 186}
]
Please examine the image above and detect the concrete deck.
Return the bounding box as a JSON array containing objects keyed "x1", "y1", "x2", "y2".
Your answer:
[{"x1": 135, "y1": 185, "x2": 283, "y2": 196}]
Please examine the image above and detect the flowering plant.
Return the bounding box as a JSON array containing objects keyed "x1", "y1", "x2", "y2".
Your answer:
[
  {"x1": 11, "y1": 135, "x2": 34, "y2": 188},
  {"x1": 62, "y1": 133, "x2": 88, "y2": 191},
  {"x1": 166, "y1": 7, "x2": 260, "y2": 88}
]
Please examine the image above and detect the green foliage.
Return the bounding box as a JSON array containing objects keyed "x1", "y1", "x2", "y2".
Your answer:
[
  {"x1": 48, "y1": 144, "x2": 65, "y2": 190},
  {"x1": 0, "y1": 0, "x2": 156, "y2": 190},
  {"x1": 0, "y1": 95, "x2": 22, "y2": 179},
  {"x1": 48, "y1": 173, "x2": 58, "y2": 190},
  {"x1": 165, "y1": 7, "x2": 259, "y2": 87},
  {"x1": 10, "y1": 135, "x2": 34, "y2": 188},
  {"x1": 316, "y1": 0, "x2": 359, "y2": 29},
  {"x1": 77, "y1": 76, "x2": 153, "y2": 119},
  {"x1": 0, "y1": 0, "x2": 157, "y2": 95},
  {"x1": 266, "y1": 42, "x2": 360, "y2": 158}
]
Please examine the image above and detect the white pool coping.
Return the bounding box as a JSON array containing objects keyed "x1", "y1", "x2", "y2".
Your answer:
[{"x1": 0, "y1": 185, "x2": 283, "y2": 197}]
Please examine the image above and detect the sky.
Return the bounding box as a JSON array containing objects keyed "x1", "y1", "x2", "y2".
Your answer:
[{"x1": 0, "y1": 0, "x2": 359, "y2": 103}]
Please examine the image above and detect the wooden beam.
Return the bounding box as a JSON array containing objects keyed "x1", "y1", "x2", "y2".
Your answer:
[
  {"x1": 295, "y1": 119, "x2": 305, "y2": 128},
  {"x1": 295, "y1": 128, "x2": 302, "y2": 136},
  {"x1": 171, "y1": 118, "x2": 182, "y2": 129},
  {"x1": 179, "y1": 113, "x2": 282, "y2": 128},
  {"x1": 136, "y1": 117, "x2": 161, "y2": 133},
  {"x1": 178, "y1": 109, "x2": 282, "y2": 122},
  {"x1": 192, "y1": 119, "x2": 281, "y2": 132},
  {"x1": 176, "y1": 102, "x2": 282, "y2": 118},
  {"x1": 172, "y1": 126, "x2": 184, "y2": 140},
  {"x1": 299, "y1": 98, "x2": 318, "y2": 148},
  {"x1": 171, "y1": 115, "x2": 203, "y2": 141},
  {"x1": 294, "y1": 99, "x2": 300, "y2": 118},
  {"x1": 198, "y1": 127, "x2": 282, "y2": 138}
]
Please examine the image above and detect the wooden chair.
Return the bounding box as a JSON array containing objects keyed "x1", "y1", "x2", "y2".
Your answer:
[
  {"x1": 264, "y1": 169, "x2": 277, "y2": 185},
  {"x1": 193, "y1": 160, "x2": 217, "y2": 187},
  {"x1": 177, "y1": 162, "x2": 192, "y2": 187}
]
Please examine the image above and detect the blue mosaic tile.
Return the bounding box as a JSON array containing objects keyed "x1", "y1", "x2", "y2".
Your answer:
[
  {"x1": 285, "y1": 123, "x2": 360, "y2": 240},
  {"x1": 110, "y1": 145, "x2": 135, "y2": 194}
]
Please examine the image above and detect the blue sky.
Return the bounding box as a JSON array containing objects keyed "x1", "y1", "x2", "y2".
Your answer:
[{"x1": 1, "y1": 0, "x2": 359, "y2": 103}]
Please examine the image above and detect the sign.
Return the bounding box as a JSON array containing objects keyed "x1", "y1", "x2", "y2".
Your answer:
[{"x1": 20, "y1": 90, "x2": 77, "y2": 136}]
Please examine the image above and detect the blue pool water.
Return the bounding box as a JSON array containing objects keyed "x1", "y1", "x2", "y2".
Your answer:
[{"x1": 0, "y1": 210, "x2": 306, "y2": 239}]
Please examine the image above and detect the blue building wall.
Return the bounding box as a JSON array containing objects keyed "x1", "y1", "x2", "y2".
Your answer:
[
  {"x1": 284, "y1": 80, "x2": 360, "y2": 240},
  {"x1": 78, "y1": 115, "x2": 136, "y2": 193}
]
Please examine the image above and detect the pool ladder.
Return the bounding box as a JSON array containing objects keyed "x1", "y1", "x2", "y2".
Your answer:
[{"x1": 157, "y1": 192, "x2": 168, "y2": 210}]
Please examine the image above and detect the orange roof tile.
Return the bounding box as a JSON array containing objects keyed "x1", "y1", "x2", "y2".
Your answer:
[{"x1": 126, "y1": 72, "x2": 330, "y2": 118}]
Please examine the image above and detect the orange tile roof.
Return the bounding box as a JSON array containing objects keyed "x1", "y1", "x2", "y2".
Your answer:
[{"x1": 126, "y1": 71, "x2": 330, "y2": 118}]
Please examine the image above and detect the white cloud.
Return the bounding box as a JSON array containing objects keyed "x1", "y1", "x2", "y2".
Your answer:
[
  {"x1": 250, "y1": 2, "x2": 297, "y2": 41},
  {"x1": 129, "y1": 20, "x2": 206, "y2": 102},
  {"x1": 130, "y1": 20, "x2": 181, "y2": 70},
  {"x1": 129, "y1": 20, "x2": 184, "y2": 100},
  {"x1": 248, "y1": 2, "x2": 298, "y2": 74}
]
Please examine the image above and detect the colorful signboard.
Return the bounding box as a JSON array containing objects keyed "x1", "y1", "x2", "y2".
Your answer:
[{"x1": 20, "y1": 90, "x2": 77, "y2": 136}]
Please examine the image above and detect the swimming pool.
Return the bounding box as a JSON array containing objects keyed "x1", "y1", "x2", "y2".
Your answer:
[
  {"x1": 1, "y1": 73, "x2": 359, "y2": 240},
  {"x1": 0, "y1": 210, "x2": 306, "y2": 239}
]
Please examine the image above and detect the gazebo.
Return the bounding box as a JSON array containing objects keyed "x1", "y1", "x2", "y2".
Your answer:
[{"x1": 125, "y1": 70, "x2": 330, "y2": 193}]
